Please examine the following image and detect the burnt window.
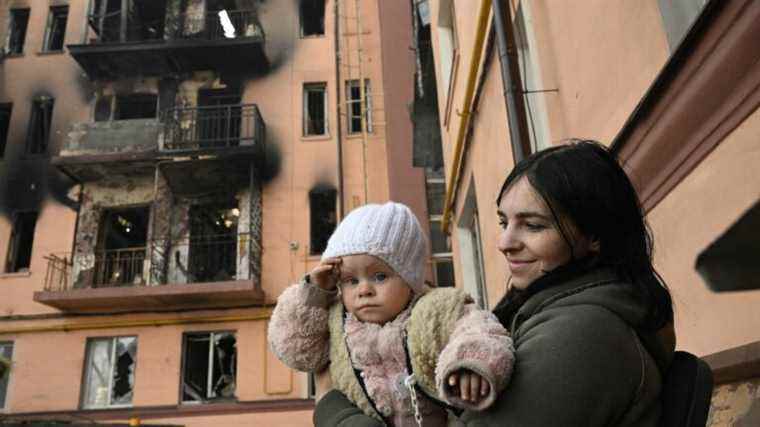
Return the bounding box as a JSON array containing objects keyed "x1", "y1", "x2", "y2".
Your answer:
[
  {"x1": 94, "y1": 96, "x2": 113, "y2": 122},
  {"x1": 300, "y1": 0, "x2": 325, "y2": 37},
  {"x1": 5, "y1": 211, "x2": 38, "y2": 273},
  {"x1": 82, "y1": 336, "x2": 137, "y2": 409},
  {"x1": 0, "y1": 104, "x2": 12, "y2": 158},
  {"x1": 94, "y1": 207, "x2": 149, "y2": 286},
  {"x1": 188, "y1": 203, "x2": 239, "y2": 283},
  {"x1": 115, "y1": 94, "x2": 158, "y2": 120},
  {"x1": 303, "y1": 83, "x2": 327, "y2": 136},
  {"x1": 181, "y1": 332, "x2": 237, "y2": 403},
  {"x1": 7, "y1": 9, "x2": 30, "y2": 55},
  {"x1": 43, "y1": 6, "x2": 69, "y2": 52},
  {"x1": 309, "y1": 187, "x2": 337, "y2": 254},
  {"x1": 26, "y1": 97, "x2": 54, "y2": 155},
  {"x1": 0, "y1": 342, "x2": 13, "y2": 409},
  {"x1": 346, "y1": 79, "x2": 372, "y2": 133}
]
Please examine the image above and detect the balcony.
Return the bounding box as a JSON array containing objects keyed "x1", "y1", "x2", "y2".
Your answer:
[
  {"x1": 34, "y1": 234, "x2": 264, "y2": 313},
  {"x1": 68, "y1": 7, "x2": 268, "y2": 80},
  {"x1": 52, "y1": 104, "x2": 265, "y2": 187},
  {"x1": 54, "y1": 119, "x2": 161, "y2": 181},
  {"x1": 159, "y1": 103, "x2": 265, "y2": 195}
]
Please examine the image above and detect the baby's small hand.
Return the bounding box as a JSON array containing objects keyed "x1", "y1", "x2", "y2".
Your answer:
[
  {"x1": 309, "y1": 258, "x2": 341, "y2": 291},
  {"x1": 447, "y1": 370, "x2": 490, "y2": 404}
]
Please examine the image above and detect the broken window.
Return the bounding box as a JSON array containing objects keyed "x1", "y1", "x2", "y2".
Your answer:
[
  {"x1": 309, "y1": 187, "x2": 337, "y2": 254},
  {"x1": 300, "y1": 0, "x2": 325, "y2": 37},
  {"x1": 115, "y1": 94, "x2": 158, "y2": 120},
  {"x1": 43, "y1": 6, "x2": 69, "y2": 52},
  {"x1": 181, "y1": 332, "x2": 236, "y2": 403},
  {"x1": 82, "y1": 337, "x2": 137, "y2": 409},
  {"x1": 26, "y1": 97, "x2": 54, "y2": 155},
  {"x1": 94, "y1": 207, "x2": 149, "y2": 286},
  {"x1": 346, "y1": 79, "x2": 372, "y2": 134},
  {"x1": 188, "y1": 203, "x2": 239, "y2": 283},
  {"x1": 94, "y1": 96, "x2": 113, "y2": 122},
  {"x1": 0, "y1": 104, "x2": 11, "y2": 158},
  {"x1": 303, "y1": 83, "x2": 327, "y2": 136},
  {"x1": 6, "y1": 9, "x2": 30, "y2": 55},
  {"x1": 90, "y1": 0, "x2": 166, "y2": 43},
  {"x1": 5, "y1": 211, "x2": 38, "y2": 273},
  {"x1": 0, "y1": 342, "x2": 13, "y2": 409}
]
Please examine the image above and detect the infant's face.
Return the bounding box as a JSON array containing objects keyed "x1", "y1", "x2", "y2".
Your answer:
[{"x1": 338, "y1": 254, "x2": 412, "y2": 325}]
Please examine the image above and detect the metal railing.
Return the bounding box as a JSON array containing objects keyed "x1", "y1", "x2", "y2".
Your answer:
[
  {"x1": 86, "y1": 9, "x2": 262, "y2": 44},
  {"x1": 162, "y1": 104, "x2": 264, "y2": 151},
  {"x1": 44, "y1": 233, "x2": 251, "y2": 291},
  {"x1": 44, "y1": 254, "x2": 72, "y2": 292},
  {"x1": 87, "y1": 11, "x2": 165, "y2": 44},
  {"x1": 167, "y1": 9, "x2": 262, "y2": 41},
  {"x1": 91, "y1": 247, "x2": 148, "y2": 287},
  {"x1": 157, "y1": 233, "x2": 243, "y2": 284}
]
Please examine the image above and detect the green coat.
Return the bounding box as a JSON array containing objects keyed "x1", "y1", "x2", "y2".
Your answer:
[{"x1": 314, "y1": 268, "x2": 674, "y2": 427}]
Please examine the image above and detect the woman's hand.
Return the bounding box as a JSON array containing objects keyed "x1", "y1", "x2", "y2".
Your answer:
[
  {"x1": 314, "y1": 366, "x2": 334, "y2": 401},
  {"x1": 310, "y1": 258, "x2": 342, "y2": 291},
  {"x1": 447, "y1": 369, "x2": 490, "y2": 404}
]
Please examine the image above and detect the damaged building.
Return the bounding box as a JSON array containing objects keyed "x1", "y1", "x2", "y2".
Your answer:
[{"x1": 0, "y1": 0, "x2": 435, "y2": 425}]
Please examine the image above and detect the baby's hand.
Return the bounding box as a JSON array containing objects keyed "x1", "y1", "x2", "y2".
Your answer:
[
  {"x1": 309, "y1": 258, "x2": 341, "y2": 291},
  {"x1": 447, "y1": 370, "x2": 490, "y2": 404}
]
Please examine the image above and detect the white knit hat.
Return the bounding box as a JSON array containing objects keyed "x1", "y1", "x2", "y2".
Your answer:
[{"x1": 322, "y1": 202, "x2": 429, "y2": 294}]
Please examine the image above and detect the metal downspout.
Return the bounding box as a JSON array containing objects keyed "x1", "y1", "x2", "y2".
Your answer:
[
  {"x1": 441, "y1": 0, "x2": 491, "y2": 232},
  {"x1": 334, "y1": 0, "x2": 346, "y2": 219},
  {"x1": 491, "y1": 0, "x2": 531, "y2": 163}
]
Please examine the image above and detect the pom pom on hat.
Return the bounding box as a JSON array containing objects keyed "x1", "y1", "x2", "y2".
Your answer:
[{"x1": 322, "y1": 202, "x2": 429, "y2": 294}]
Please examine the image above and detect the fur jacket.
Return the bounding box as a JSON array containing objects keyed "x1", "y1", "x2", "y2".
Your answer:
[{"x1": 268, "y1": 279, "x2": 514, "y2": 426}]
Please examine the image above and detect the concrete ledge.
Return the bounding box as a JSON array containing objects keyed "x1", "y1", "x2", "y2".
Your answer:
[{"x1": 702, "y1": 340, "x2": 760, "y2": 384}]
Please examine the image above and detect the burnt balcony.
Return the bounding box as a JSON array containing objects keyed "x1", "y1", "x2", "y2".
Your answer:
[
  {"x1": 159, "y1": 103, "x2": 265, "y2": 195},
  {"x1": 34, "y1": 234, "x2": 264, "y2": 313},
  {"x1": 53, "y1": 118, "x2": 161, "y2": 181},
  {"x1": 68, "y1": 7, "x2": 267, "y2": 80}
]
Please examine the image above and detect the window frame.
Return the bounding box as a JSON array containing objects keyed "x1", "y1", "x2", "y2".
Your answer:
[
  {"x1": 6, "y1": 8, "x2": 30, "y2": 56},
  {"x1": 346, "y1": 79, "x2": 373, "y2": 134},
  {"x1": 5, "y1": 211, "x2": 38, "y2": 273},
  {"x1": 80, "y1": 336, "x2": 138, "y2": 410},
  {"x1": 299, "y1": 0, "x2": 326, "y2": 38},
  {"x1": 180, "y1": 330, "x2": 237, "y2": 404},
  {"x1": 0, "y1": 103, "x2": 12, "y2": 158},
  {"x1": 42, "y1": 5, "x2": 69, "y2": 52},
  {"x1": 0, "y1": 341, "x2": 13, "y2": 410},
  {"x1": 303, "y1": 82, "x2": 329, "y2": 137},
  {"x1": 309, "y1": 187, "x2": 337, "y2": 255},
  {"x1": 26, "y1": 97, "x2": 55, "y2": 156}
]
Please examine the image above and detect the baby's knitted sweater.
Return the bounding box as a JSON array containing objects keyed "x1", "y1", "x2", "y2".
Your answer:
[{"x1": 268, "y1": 280, "x2": 514, "y2": 426}]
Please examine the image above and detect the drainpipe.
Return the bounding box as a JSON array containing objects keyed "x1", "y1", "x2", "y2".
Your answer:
[
  {"x1": 440, "y1": 0, "x2": 491, "y2": 232},
  {"x1": 491, "y1": 0, "x2": 531, "y2": 163},
  {"x1": 334, "y1": 0, "x2": 345, "y2": 219}
]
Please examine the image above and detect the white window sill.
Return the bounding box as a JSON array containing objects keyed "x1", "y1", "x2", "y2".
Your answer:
[{"x1": 0, "y1": 271, "x2": 32, "y2": 279}]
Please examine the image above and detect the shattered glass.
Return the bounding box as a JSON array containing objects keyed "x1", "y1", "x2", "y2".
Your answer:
[
  {"x1": 83, "y1": 337, "x2": 137, "y2": 408},
  {"x1": 182, "y1": 332, "x2": 236, "y2": 403}
]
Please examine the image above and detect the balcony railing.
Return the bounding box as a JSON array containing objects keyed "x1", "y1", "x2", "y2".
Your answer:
[
  {"x1": 167, "y1": 9, "x2": 263, "y2": 42},
  {"x1": 44, "y1": 234, "x2": 251, "y2": 292},
  {"x1": 85, "y1": 9, "x2": 261, "y2": 45},
  {"x1": 87, "y1": 12, "x2": 165, "y2": 44},
  {"x1": 153, "y1": 233, "x2": 243, "y2": 284},
  {"x1": 162, "y1": 104, "x2": 264, "y2": 152}
]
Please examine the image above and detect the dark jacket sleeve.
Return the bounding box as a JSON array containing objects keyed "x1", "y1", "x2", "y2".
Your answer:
[
  {"x1": 314, "y1": 390, "x2": 384, "y2": 427},
  {"x1": 459, "y1": 305, "x2": 653, "y2": 427}
]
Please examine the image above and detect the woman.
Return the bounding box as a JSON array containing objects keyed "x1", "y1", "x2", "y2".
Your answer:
[{"x1": 314, "y1": 140, "x2": 675, "y2": 426}]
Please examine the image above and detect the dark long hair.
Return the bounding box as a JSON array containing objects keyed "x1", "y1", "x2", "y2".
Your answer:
[{"x1": 497, "y1": 140, "x2": 673, "y2": 329}]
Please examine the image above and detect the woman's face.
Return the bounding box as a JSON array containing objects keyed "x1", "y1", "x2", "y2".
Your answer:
[{"x1": 497, "y1": 177, "x2": 595, "y2": 290}]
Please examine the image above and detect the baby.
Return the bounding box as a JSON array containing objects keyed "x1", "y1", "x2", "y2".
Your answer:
[{"x1": 268, "y1": 202, "x2": 514, "y2": 426}]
